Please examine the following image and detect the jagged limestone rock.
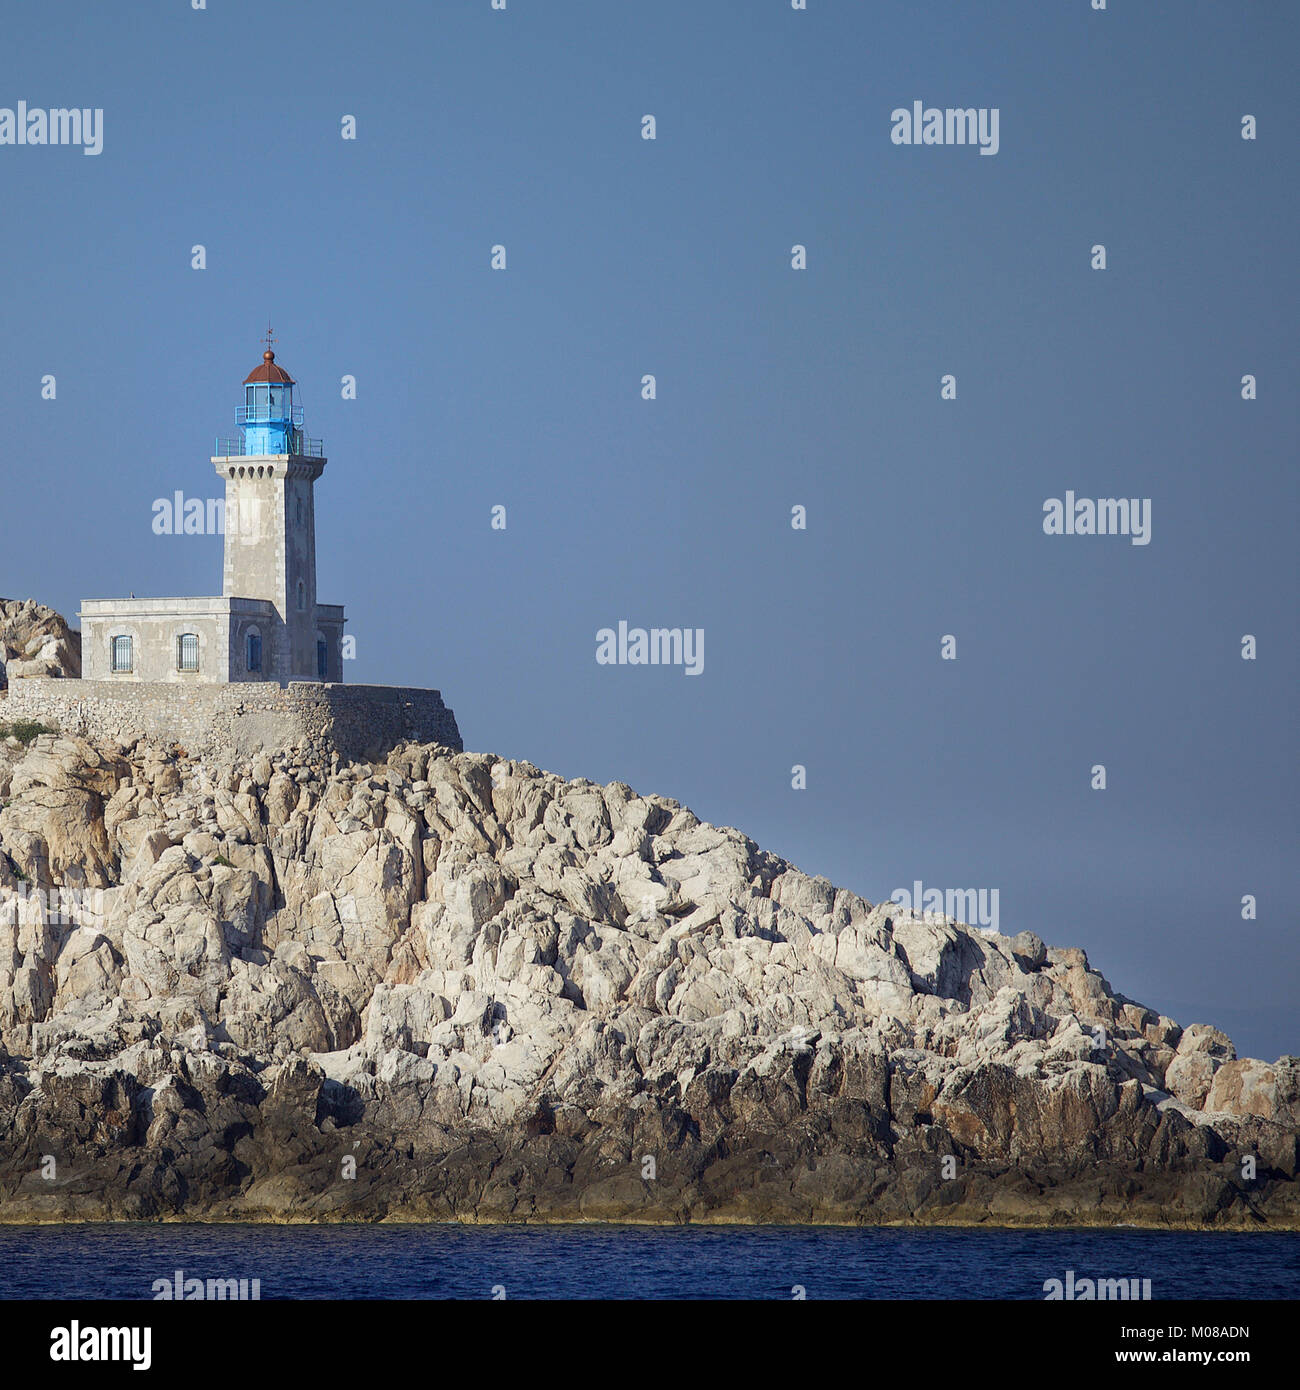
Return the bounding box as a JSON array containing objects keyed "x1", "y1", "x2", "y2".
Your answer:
[
  {"x1": 0, "y1": 598, "x2": 81, "y2": 685},
  {"x1": 0, "y1": 732, "x2": 1294, "y2": 1226}
]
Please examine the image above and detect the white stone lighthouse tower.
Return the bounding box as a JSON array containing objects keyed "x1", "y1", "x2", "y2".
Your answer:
[
  {"x1": 79, "y1": 343, "x2": 345, "y2": 685},
  {"x1": 211, "y1": 348, "x2": 345, "y2": 684}
]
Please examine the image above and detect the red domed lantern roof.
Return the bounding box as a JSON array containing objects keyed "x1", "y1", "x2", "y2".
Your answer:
[{"x1": 243, "y1": 349, "x2": 295, "y2": 386}]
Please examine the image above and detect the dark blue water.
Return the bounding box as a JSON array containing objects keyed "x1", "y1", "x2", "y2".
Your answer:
[{"x1": 0, "y1": 1225, "x2": 1295, "y2": 1299}]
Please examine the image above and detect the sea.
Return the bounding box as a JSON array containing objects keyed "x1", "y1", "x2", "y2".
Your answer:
[{"x1": 0, "y1": 1224, "x2": 1295, "y2": 1300}]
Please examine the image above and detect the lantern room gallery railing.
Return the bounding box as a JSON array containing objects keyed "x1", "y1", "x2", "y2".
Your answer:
[{"x1": 214, "y1": 433, "x2": 324, "y2": 458}]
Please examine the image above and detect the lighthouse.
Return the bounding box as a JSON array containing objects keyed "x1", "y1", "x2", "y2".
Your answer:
[
  {"x1": 79, "y1": 343, "x2": 345, "y2": 684},
  {"x1": 213, "y1": 348, "x2": 342, "y2": 683},
  {"x1": 19, "y1": 340, "x2": 461, "y2": 758}
]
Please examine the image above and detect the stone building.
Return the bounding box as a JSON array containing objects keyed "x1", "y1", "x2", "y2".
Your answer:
[
  {"x1": 4, "y1": 346, "x2": 463, "y2": 760},
  {"x1": 80, "y1": 348, "x2": 345, "y2": 684}
]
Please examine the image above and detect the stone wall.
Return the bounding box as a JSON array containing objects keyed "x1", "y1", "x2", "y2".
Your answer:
[{"x1": 1, "y1": 678, "x2": 461, "y2": 763}]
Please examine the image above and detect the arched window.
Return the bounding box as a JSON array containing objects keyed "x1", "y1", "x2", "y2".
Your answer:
[
  {"x1": 296, "y1": 580, "x2": 306, "y2": 612},
  {"x1": 246, "y1": 629, "x2": 262, "y2": 673},
  {"x1": 110, "y1": 635, "x2": 133, "y2": 673},
  {"x1": 176, "y1": 633, "x2": 199, "y2": 672}
]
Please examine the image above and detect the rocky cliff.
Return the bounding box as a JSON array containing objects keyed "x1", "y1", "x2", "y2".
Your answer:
[
  {"x1": 0, "y1": 728, "x2": 1295, "y2": 1226},
  {"x1": 0, "y1": 599, "x2": 81, "y2": 687}
]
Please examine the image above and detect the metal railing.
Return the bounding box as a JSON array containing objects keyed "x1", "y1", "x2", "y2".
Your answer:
[
  {"x1": 237, "y1": 404, "x2": 304, "y2": 426},
  {"x1": 214, "y1": 434, "x2": 324, "y2": 458}
]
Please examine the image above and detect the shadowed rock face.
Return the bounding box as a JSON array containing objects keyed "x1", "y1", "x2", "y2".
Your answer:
[
  {"x1": 0, "y1": 599, "x2": 81, "y2": 686},
  {"x1": 0, "y1": 731, "x2": 1296, "y2": 1226}
]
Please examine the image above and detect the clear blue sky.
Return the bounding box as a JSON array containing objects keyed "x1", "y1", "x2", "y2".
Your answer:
[{"x1": 1, "y1": 2, "x2": 1295, "y2": 1059}]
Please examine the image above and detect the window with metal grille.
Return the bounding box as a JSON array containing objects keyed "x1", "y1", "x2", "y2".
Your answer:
[
  {"x1": 247, "y1": 631, "x2": 262, "y2": 673},
  {"x1": 177, "y1": 633, "x2": 199, "y2": 672},
  {"x1": 110, "y1": 635, "x2": 133, "y2": 673},
  {"x1": 317, "y1": 638, "x2": 328, "y2": 680}
]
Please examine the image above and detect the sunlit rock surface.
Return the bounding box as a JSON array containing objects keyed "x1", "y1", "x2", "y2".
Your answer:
[{"x1": 0, "y1": 731, "x2": 1295, "y2": 1225}]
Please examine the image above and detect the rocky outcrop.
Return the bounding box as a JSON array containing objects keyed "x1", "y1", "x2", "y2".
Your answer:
[
  {"x1": 0, "y1": 599, "x2": 81, "y2": 686},
  {"x1": 0, "y1": 732, "x2": 1295, "y2": 1226}
]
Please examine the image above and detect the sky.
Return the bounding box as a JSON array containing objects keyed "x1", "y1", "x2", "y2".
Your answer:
[{"x1": 0, "y1": 1, "x2": 1295, "y2": 1059}]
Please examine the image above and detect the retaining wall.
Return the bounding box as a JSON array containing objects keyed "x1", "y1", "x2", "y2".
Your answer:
[{"x1": 2, "y1": 679, "x2": 462, "y2": 763}]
